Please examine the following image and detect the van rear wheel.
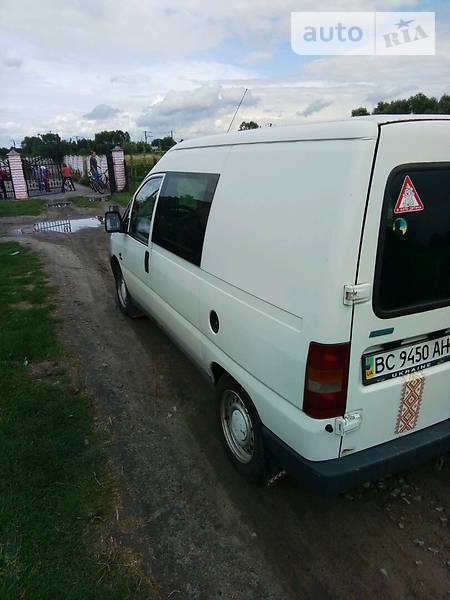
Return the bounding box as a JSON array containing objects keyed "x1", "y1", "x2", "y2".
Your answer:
[
  {"x1": 113, "y1": 265, "x2": 142, "y2": 318},
  {"x1": 216, "y1": 375, "x2": 266, "y2": 483}
]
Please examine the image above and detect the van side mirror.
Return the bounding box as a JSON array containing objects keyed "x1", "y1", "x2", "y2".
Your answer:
[{"x1": 104, "y1": 211, "x2": 124, "y2": 233}]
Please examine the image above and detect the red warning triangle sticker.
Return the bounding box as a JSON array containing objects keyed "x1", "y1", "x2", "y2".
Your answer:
[{"x1": 394, "y1": 176, "x2": 424, "y2": 214}]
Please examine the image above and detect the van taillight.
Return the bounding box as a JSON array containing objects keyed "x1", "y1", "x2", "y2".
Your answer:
[{"x1": 303, "y1": 342, "x2": 350, "y2": 419}]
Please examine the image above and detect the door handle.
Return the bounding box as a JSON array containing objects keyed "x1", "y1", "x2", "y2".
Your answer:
[{"x1": 144, "y1": 250, "x2": 149, "y2": 273}]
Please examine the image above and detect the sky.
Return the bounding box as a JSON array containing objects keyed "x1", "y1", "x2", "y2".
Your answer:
[{"x1": 1, "y1": 0, "x2": 450, "y2": 147}]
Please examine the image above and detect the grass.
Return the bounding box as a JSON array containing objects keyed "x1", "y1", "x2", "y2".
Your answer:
[
  {"x1": 0, "y1": 196, "x2": 103, "y2": 218},
  {"x1": 0, "y1": 198, "x2": 46, "y2": 218},
  {"x1": 0, "y1": 241, "x2": 157, "y2": 600}
]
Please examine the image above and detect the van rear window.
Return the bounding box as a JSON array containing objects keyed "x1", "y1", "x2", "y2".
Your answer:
[{"x1": 374, "y1": 164, "x2": 450, "y2": 317}]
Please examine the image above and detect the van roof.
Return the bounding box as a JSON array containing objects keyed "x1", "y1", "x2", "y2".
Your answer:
[{"x1": 175, "y1": 114, "x2": 450, "y2": 150}]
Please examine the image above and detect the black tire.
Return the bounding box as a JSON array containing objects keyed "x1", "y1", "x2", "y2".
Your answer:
[
  {"x1": 113, "y1": 264, "x2": 143, "y2": 318},
  {"x1": 216, "y1": 374, "x2": 267, "y2": 483}
]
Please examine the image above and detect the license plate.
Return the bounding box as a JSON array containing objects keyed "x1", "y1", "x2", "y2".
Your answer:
[{"x1": 362, "y1": 333, "x2": 450, "y2": 385}]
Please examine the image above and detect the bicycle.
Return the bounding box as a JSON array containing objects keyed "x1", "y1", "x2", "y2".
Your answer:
[
  {"x1": 62, "y1": 177, "x2": 76, "y2": 193},
  {"x1": 89, "y1": 169, "x2": 109, "y2": 194}
]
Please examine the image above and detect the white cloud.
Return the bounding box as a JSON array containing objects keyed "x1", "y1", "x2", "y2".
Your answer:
[
  {"x1": 83, "y1": 104, "x2": 123, "y2": 121},
  {"x1": 3, "y1": 0, "x2": 449, "y2": 146},
  {"x1": 136, "y1": 84, "x2": 256, "y2": 138},
  {"x1": 4, "y1": 0, "x2": 418, "y2": 62},
  {"x1": 3, "y1": 57, "x2": 22, "y2": 68},
  {"x1": 299, "y1": 99, "x2": 333, "y2": 117},
  {"x1": 243, "y1": 51, "x2": 273, "y2": 63}
]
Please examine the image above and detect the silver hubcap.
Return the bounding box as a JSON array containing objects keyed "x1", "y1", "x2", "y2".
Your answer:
[
  {"x1": 220, "y1": 390, "x2": 255, "y2": 464},
  {"x1": 117, "y1": 275, "x2": 127, "y2": 307}
]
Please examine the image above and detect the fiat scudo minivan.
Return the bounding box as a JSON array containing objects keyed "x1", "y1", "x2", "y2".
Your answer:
[{"x1": 105, "y1": 115, "x2": 450, "y2": 494}]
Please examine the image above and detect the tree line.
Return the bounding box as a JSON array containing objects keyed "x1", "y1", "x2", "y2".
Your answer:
[
  {"x1": 352, "y1": 93, "x2": 450, "y2": 116},
  {"x1": 0, "y1": 130, "x2": 176, "y2": 161},
  {"x1": 3, "y1": 95, "x2": 446, "y2": 162}
]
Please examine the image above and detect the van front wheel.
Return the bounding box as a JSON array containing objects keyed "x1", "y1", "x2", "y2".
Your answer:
[
  {"x1": 217, "y1": 375, "x2": 266, "y2": 483},
  {"x1": 113, "y1": 266, "x2": 142, "y2": 318}
]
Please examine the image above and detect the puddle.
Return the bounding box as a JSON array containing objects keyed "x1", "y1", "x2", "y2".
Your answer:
[
  {"x1": 33, "y1": 216, "x2": 103, "y2": 234},
  {"x1": 10, "y1": 217, "x2": 104, "y2": 236}
]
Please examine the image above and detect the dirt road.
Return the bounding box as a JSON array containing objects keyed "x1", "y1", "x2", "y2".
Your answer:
[{"x1": 2, "y1": 210, "x2": 449, "y2": 599}]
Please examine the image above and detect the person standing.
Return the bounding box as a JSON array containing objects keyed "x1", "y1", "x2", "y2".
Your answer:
[
  {"x1": 89, "y1": 151, "x2": 100, "y2": 179},
  {"x1": 61, "y1": 163, "x2": 75, "y2": 192},
  {"x1": 33, "y1": 165, "x2": 44, "y2": 192},
  {"x1": 42, "y1": 166, "x2": 50, "y2": 192}
]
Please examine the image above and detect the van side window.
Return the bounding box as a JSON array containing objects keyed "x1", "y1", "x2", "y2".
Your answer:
[
  {"x1": 152, "y1": 172, "x2": 220, "y2": 266},
  {"x1": 375, "y1": 164, "x2": 450, "y2": 316},
  {"x1": 129, "y1": 176, "x2": 163, "y2": 245}
]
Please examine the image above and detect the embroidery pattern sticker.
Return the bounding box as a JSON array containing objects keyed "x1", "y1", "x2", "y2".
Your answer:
[
  {"x1": 394, "y1": 175, "x2": 424, "y2": 214},
  {"x1": 395, "y1": 372, "x2": 425, "y2": 434}
]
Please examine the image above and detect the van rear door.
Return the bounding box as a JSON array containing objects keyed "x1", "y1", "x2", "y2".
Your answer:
[{"x1": 344, "y1": 119, "x2": 450, "y2": 456}]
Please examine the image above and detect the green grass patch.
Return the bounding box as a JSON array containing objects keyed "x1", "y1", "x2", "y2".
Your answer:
[
  {"x1": 0, "y1": 241, "x2": 157, "y2": 599},
  {"x1": 0, "y1": 198, "x2": 46, "y2": 218}
]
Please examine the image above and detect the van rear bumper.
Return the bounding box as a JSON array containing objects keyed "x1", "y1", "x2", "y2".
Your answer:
[{"x1": 262, "y1": 419, "x2": 450, "y2": 496}]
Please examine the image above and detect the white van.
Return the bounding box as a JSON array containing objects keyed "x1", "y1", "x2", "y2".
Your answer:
[{"x1": 105, "y1": 115, "x2": 450, "y2": 494}]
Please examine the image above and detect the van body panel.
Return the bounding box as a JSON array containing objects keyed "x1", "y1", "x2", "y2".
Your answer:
[
  {"x1": 197, "y1": 269, "x2": 303, "y2": 406},
  {"x1": 148, "y1": 245, "x2": 204, "y2": 365},
  {"x1": 111, "y1": 233, "x2": 149, "y2": 308},
  {"x1": 345, "y1": 120, "x2": 450, "y2": 455},
  {"x1": 173, "y1": 115, "x2": 449, "y2": 151},
  {"x1": 200, "y1": 328, "x2": 341, "y2": 461},
  {"x1": 201, "y1": 138, "x2": 377, "y2": 343},
  {"x1": 152, "y1": 144, "x2": 230, "y2": 175}
]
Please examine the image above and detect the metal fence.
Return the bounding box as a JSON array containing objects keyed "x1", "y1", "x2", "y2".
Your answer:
[
  {"x1": 0, "y1": 158, "x2": 15, "y2": 199},
  {"x1": 23, "y1": 156, "x2": 62, "y2": 196}
]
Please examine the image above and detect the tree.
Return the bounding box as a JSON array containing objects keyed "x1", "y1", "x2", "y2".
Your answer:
[
  {"x1": 438, "y1": 94, "x2": 450, "y2": 113},
  {"x1": 17, "y1": 129, "x2": 175, "y2": 161},
  {"x1": 409, "y1": 93, "x2": 438, "y2": 114},
  {"x1": 93, "y1": 130, "x2": 130, "y2": 153},
  {"x1": 351, "y1": 107, "x2": 369, "y2": 117},
  {"x1": 238, "y1": 121, "x2": 259, "y2": 130},
  {"x1": 123, "y1": 140, "x2": 153, "y2": 155},
  {"x1": 373, "y1": 98, "x2": 410, "y2": 114},
  {"x1": 352, "y1": 93, "x2": 450, "y2": 117},
  {"x1": 151, "y1": 136, "x2": 176, "y2": 152},
  {"x1": 21, "y1": 132, "x2": 70, "y2": 162}
]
